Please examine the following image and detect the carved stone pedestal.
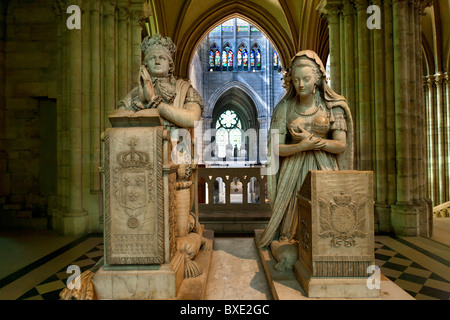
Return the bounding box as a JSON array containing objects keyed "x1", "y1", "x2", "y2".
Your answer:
[
  {"x1": 94, "y1": 114, "x2": 182, "y2": 299},
  {"x1": 93, "y1": 253, "x2": 184, "y2": 300},
  {"x1": 294, "y1": 170, "x2": 380, "y2": 298}
]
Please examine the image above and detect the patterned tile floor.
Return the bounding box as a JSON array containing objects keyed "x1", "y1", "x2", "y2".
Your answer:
[
  {"x1": 18, "y1": 242, "x2": 104, "y2": 300},
  {"x1": 0, "y1": 233, "x2": 449, "y2": 300},
  {"x1": 374, "y1": 239, "x2": 450, "y2": 300}
]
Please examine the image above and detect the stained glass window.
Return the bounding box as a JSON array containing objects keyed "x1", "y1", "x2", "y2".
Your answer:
[
  {"x1": 216, "y1": 127, "x2": 227, "y2": 158},
  {"x1": 222, "y1": 50, "x2": 227, "y2": 67},
  {"x1": 215, "y1": 110, "x2": 242, "y2": 158},
  {"x1": 209, "y1": 51, "x2": 214, "y2": 67},
  {"x1": 243, "y1": 51, "x2": 248, "y2": 67},
  {"x1": 218, "y1": 110, "x2": 239, "y2": 129},
  {"x1": 215, "y1": 51, "x2": 220, "y2": 66},
  {"x1": 256, "y1": 49, "x2": 261, "y2": 67},
  {"x1": 230, "y1": 128, "x2": 242, "y2": 146},
  {"x1": 237, "y1": 50, "x2": 242, "y2": 67},
  {"x1": 273, "y1": 51, "x2": 278, "y2": 67},
  {"x1": 250, "y1": 50, "x2": 255, "y2": 67},
  {"x1": 228, "y1": 50, "x2": 233, "y2": 68}
]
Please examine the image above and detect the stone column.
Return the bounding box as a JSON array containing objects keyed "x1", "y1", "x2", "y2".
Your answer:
[
  {"x1": 325, "y1": 3, "x2": 342, "y2": 94},
  {"x1": 64, "y1": 0, "x2": 89, "y2": 235},
  {"x1": 103, "y1": 1, "x2": 116, "y2": 125},
  {"x1": 355, "y1": 0, "x2": 373, "y2": 172},
  {"x1": 129, "y1": 4, "x2": 143, "y2": 88},
  {"x1": 434, "y1": 73, "x2": 446, "y2": 204},
  {"x1": 415, "y1": 2, "x2": 432, "y2": 237},
  {"x1": 391, "y1": 0, "x2": 418, "y2": 236},
  {"x1": 446, "y1": 72, "x2": 450, "y2": 201},
  {"x1": 342, "y1": 1, "x2": 356, "y2": 116},
  {"x1": 383, "y1": 0, "x2": 397, "y2": 215},
  {"x1": 424, "y1": 77, "x2": 433, "y2": 202},
  {"x1": 117, "y1": 3, "x2": 129, "y2": 99},
  {"x1": 407, "y1": 1, "x2": 418, "y2": 205},
  {"x1": 371, "y1": 0, "x2": 390, "y2": 232},
  {"x1": 59, "y1": 0, "x2": 70, "y2": 220},
  {"x1": 90, "y1": 0, "x2": 101, "y2": 197},
  {"x1": 426, "y1": 75, "x2": 437, "y2": 205},
  {"x1": 0, "y1": 1, "x2": 9, "y2": 199}
]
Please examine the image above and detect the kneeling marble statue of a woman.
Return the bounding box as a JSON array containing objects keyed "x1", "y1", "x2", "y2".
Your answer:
[{"x1": 260, "y1": 50, "x2": 353, "y2": 272}]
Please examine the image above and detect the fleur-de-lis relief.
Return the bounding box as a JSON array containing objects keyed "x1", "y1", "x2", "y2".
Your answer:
[
  {"x1": 128, "y1": 190, "x2": 139, "y2": 202},
  {"x1": 123, "y1": 176, "x2": 131, "y2": 186},
  {"x1": 135, "y1": 176, "x2": 145, "y2": 186}
]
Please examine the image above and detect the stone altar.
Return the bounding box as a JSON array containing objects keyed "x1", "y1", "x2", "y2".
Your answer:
[{"x1": 294, "y1": 170, "x2": 380, "y2": 298}]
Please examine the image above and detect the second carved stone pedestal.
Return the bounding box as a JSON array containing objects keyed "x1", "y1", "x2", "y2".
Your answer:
[{"x1": 294, "y1": 170, "x2": 380, "y2": 298}]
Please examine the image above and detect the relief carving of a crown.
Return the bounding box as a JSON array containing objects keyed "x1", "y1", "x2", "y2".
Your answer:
[
  {"x1": 116, "y1": 139, "x2": 149, "y2": 169},
  {"x1": 141, "y1": 33, "x2": 176, "y2": 57},
  {"x1": 333, "y1": 190, "x2": 352, "y2": 206}
]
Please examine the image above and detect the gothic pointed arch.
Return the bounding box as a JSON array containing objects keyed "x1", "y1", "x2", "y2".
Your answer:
[
  {"x1": 205, "y1": 81, "x2": 265, "y2": 120},
  {"x1": 170, "y1": 6, "x2": 294, "y2": 79}
]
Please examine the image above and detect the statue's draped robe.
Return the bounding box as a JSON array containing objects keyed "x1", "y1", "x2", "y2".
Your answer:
[{"x1": 259, "y1": 98, "x2": 353, "y2": 247}]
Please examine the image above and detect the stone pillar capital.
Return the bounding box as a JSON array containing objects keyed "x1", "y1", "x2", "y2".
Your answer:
[
  {"x1": 319, "y1": 0, "x2": 342, "y2": 18},
  {"x1": 422, "y1": 76, "x2": 428, "y2": 86},
  {"x1": 342, "y1": 0, "x2": 356, "y2": 16},
  {"x1": 426, "y1": 74, "x2": 435, "y2": 87},
  {"x1": 354, "y1": 0, "x2": 370, "y2": 12},
  {"x1": 52, "y1": 0, "x2": 68, "y2": 17},
  {"x1": 103, "y1": 1, "x2": 117, "y2": 17},
  {"x1": 129, "y1": 7, "x2": 144, "y2": 26},
  {"x1": 118, "y1": 6, "x2": 129, "y2": 21},
  {"x1": 419, "y1": 0, "x2": 433, "y2": 11},
  {"x1": 372, "y1": 0, "x2": 383, "y2": 7},
  {"x1": 90, "y1": 1, "x2": 101, "y2": 14},
  {"x1": 434, "y1": 73, "x2": 445, "y2": 85}
]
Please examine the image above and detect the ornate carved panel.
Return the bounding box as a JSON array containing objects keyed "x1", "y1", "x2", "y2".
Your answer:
[
  {"x1": 297, "y1": 170, "x2": 375, "y2": 278},
  {"x1": 104, "y1": 127, "x2": 165, "y2": 264}
]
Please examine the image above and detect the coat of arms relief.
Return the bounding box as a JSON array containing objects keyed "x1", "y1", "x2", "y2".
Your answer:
[
  {"x1": 318, "y1": 190, "x2": 367, "y2": 248},
  {"x1": 113, "y1": 138, "x2": 154, "y2": 229}
]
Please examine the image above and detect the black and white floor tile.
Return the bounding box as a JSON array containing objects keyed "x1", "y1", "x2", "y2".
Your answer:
[{"x1": 374, "y1": 239, "x2": 450, "y2": 300}]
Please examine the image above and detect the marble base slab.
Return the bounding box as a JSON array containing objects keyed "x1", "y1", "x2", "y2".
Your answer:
[
  {"x1": 294, "y1": 259, "x2": 381, "y2": 298},
  {"x1": 92, "y1": 230, "x2": 214, "y2": 300},
  {"x1": 254, "y1": 230, "x2": 414, "y2": 300},
  {"x1": 93, "y1": 253, "x2": 184, "y2": 300}
]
